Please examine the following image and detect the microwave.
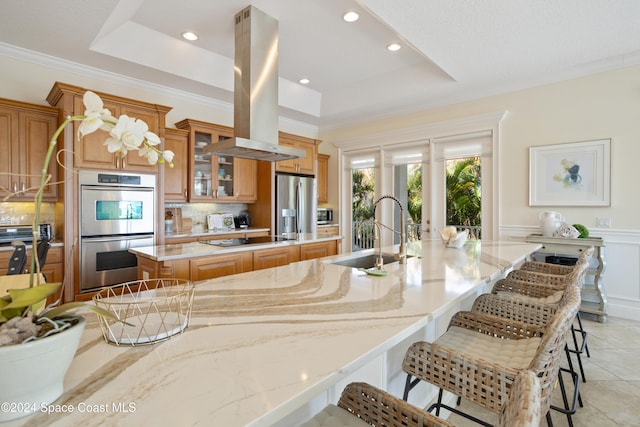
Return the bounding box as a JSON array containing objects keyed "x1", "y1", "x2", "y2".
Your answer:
[{"x1": 317, "y1": 208, "x2": 333, "y2": 225}]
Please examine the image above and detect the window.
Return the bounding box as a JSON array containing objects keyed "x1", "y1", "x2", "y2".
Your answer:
[{"x1": 334, "y1": 111, "x2": 505, "y2": 252}]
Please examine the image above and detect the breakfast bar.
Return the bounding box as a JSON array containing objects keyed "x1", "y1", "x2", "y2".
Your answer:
[{"x1": 8, "y1": 240, "x2": 539, "y2": 427}]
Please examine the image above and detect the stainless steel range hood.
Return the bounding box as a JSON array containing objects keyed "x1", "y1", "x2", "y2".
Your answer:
[{"x1": 205, "y1": 6, "x2": 305, "y2": 162}]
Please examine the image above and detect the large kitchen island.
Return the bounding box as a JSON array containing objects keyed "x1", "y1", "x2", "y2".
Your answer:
[{"x1": 9, "y1": 239, "x2": 540, "y2": 427}]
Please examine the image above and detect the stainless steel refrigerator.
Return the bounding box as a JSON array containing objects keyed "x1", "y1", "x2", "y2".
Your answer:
[{"x1": 275, "y1": 174, "x2": 317, "y2": 237}]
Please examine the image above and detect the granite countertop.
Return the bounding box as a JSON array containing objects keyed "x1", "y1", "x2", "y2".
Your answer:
[
  {"x1": 0, "y1": 240, "x2": 63, "y2": 252},
  {"x1": 165, "y1": 226, "x2": 271, "y2": 240},
  {"x1": 131, "y1": 232, "x2": 343, "y2": 262},
  {"x1": 8, "y1": 240, "x2": 540, "y2": 427}
]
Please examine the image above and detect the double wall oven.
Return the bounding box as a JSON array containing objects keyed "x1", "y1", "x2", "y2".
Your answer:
[{"x1": 79, "y1": 170, "x2": 156, "y2": 292}]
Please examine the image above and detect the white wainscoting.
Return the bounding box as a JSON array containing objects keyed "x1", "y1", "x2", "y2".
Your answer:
[{"x1": 500, "y1": 226, "x2": 640, "y2": 321}]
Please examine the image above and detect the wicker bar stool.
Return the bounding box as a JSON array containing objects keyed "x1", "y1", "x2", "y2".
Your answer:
[
  {"x1": 402, "y1": 284, "x2": 580, "y2": 427},
  {"x1": 303, "y1": 370, "x2": 541, "y2": 427},
  {"x1": 507, "y1": 246, "x2": 592, "y2": 287},
  {"x1": 519, "y1": 245, "x2": 594, "y2": 275},
  {"x1": 498, "y1": 247, "x2": 593, "y2": 383},
  {"x1": 491, "y1": 277, "x2": 587, "y2": 383},
  {"x1": 472, "y1": 285, "x2": 584, "y2": 426}
]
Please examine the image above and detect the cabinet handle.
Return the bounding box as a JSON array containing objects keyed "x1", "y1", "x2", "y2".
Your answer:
[
  {"x1": 184, "y1": 189, "x2": 187, "y2": 198},
  {"x1": 122, "y1": 156, "x2": 126, "y2": 169},
  {"x1": 21, "y1": 182, "x2": 26, "y2": 193},
  {"x1": 116, "y1": 156, "x2": 120, "y2": 169},
  {"x1": 12, "y1": 182, "x2": 17, "y2": 193}
]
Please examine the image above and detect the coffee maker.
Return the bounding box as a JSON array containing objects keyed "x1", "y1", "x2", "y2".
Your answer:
[{"x1": 234, "y1": 210, "x2": 251, "y2": 229}]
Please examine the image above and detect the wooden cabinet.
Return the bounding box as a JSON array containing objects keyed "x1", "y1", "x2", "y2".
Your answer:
[
  {"x1": 66, "y1": 88, "x2": 170, "y2": 172},
  {"x1": 0, "y1": 245, "x2": 64, "y2": 283},
  {"x1": 137, "y1": 256, "x2": 189, "y2": 281},
  {"x1": 300, "y1": 240, "x2": 338, "y2": 261},
  {"x1": 136, "y1": 237, "x2": 341, "y2": 282},
  {"x1": 526, "y1": 234, "x2": 607, "y2": 322},
  {"x1": 275, "y1": 132, "x2": 319, "y2": 176},
  {"x1": 175, "y1": 119, "x2": 257, "y2": 203},
  {"x1": 253, "y1": 246, "x2": 300, "y2": 270},
  {"x1": 190, "y1": 252, "x2": 253, "y2": 281},
  {"x1": 317, "y1": 225, "x2": 339, "y2": 237},
  {"x1": 0, "y1": 98, "x2": 59, "y2": 201},
  {"x1": 233, "y1": 157, "x2": 258, "y2": 201},
  {"x1": 164, "y1": 128, "x2": 190, "y2": 202},
  {"x1": 317, "y1": 153, "x2": 330, "y2": 203}
]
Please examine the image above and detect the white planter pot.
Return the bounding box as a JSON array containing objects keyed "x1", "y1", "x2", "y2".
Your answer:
[{"x1": 0, "y1": 317, "x2": 85, "y2": 422}]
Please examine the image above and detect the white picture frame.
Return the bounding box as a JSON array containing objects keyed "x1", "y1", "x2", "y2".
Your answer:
[{"x1": 529, "y1": 139, "x2": 611, "y2": 206}]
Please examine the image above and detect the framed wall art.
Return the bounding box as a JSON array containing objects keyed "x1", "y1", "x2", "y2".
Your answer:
[{"x1": 529, "y1": 138, "x2": 611, "y2": 206}]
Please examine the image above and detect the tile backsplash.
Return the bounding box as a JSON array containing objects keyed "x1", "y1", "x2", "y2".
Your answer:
[
  {"x1": 165, "y1": 203, "x2": 248, "y2": 226},
  {"x1": 0, "y1": 202, "x2": 55, "y2": 225}
]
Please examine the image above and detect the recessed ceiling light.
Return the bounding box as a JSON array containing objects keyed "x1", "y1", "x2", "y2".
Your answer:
[
  {"x1": 299, "y1": 78, "x2": 310, "y2": 85},
  {"x1": 182, "y1": 31, "x2": 199, "y2": 41},
  {"x1": 343, "y1": 11, "x2": 359, "y2": 23},
  {"x1": 386, "y1": 43, "x2": 402, "y2": 52}
]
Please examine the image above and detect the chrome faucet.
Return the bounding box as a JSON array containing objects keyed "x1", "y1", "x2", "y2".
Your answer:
[
  {"x1": 357, "y1": 219, "x2": 384, "y2": 270},
  {"x1": 372, "y1": 195, "x2": 407, "y2": 265}
]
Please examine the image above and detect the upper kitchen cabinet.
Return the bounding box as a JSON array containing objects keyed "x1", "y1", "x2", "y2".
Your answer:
[
  {"x1": 163, "y1": 128, "x2": 190, "y2": 203},
  {"x1": 275, "y1": 132, "x2": 320, "y2": 176},
  {"x1": 175, "y1": 119, "x2": 257, "y2": 203},
  {"x1": 317, "y1": 153, "x2": 330, "y2": 204},
  {"x1": 0, "y1": 98, "x2": 59, "y2": 201},
  {"x1": 46, "y1": 82, "x2": 171, "y2": 173}
]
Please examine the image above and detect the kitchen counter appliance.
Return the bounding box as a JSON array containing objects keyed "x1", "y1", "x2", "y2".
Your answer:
[
  {"x1": 79, "y1": 170, "x2": 156, "y2": 292},
  {"x1": 234, "y1": 210, "x2": 251, "y2": 229},
  {"x1": 0, "y1": 224, "x2": 52, "y2": 246},
  {"x1": 317, "y1": 208, "x2": 333, "y2": 225}
]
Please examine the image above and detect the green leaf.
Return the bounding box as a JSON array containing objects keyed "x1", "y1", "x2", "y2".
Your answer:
[
  {"x1": 0, "y1": 283, "x2": 61, "y2": 320},
  {"x1": 3, "y1": 283, "x2": 61, "y2": 310},
  {"x1": 41, "y1": 302, "x2": 134, "y2": 326},
  {"x1": 0, "y1": 298, "x2": 10, "y2": 323}
]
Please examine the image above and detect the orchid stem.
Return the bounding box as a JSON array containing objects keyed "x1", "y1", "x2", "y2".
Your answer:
[{"x1": 29, "y1": 115, "x2": 82, "y2": 288}]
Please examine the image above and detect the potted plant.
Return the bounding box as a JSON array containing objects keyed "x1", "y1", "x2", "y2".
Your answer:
[{"x1": 0, "y1": 90, "x2": 174, "y2": 421}]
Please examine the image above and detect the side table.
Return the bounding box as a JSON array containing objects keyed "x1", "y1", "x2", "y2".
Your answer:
[{"x1": 526, "y1": 234, "x2": 607, "y2": 322}]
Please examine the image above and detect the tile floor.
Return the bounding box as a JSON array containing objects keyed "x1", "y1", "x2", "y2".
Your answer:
[{"x1": 439, "y1": 315, "x2": 640, "y2": 427}]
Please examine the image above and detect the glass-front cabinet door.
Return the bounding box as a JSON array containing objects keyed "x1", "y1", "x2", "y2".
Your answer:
[{"x1": 176, "y1": 119, "x2": 235, "y2": 202}]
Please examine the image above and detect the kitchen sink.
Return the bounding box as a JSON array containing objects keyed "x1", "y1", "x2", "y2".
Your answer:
[{"x1": 329, "y1": 253, "x2": 412, "y2": 269}]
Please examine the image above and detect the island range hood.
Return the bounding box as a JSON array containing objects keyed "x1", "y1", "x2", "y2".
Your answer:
[{"x1": 205, "y1": 6, "x2": 306, "y2": 162}]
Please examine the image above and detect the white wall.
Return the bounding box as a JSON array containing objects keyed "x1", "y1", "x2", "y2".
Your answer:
[{"x1": 320, "y1": 65, "x2": 640, "y2": 321}]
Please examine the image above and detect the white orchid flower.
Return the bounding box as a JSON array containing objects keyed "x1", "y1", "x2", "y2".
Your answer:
[
  {"x1": 162, "y1": 150, "x2": 175, "y2": 164},
  {"x1": 73, "y1": 90, "x2": 174, "y2": 166},
  {"x1": 104, "y1": 115, "x2": 149, "y2": 154},
  {"x1": 78, "y1": 91, "x2": 116, "y2": 138},
  {"x1": 144, "y1": 131, "x2": 161, "y2": 146},
  {"x1": 137, "y1": 144, "x2": 159, "y2": 165}
]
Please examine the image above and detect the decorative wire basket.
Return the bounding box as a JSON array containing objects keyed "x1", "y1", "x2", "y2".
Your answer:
[{"x1": 92, "y1": 278, "x2": 195, "y2": 346}]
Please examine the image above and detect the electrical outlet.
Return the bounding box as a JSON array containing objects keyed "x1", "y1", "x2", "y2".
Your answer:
[{"x1": 596, "y1": 217, "x2": 611, "y2": 228}]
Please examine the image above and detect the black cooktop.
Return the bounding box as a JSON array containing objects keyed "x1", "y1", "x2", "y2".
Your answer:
[{"x1": 200, "y1": 236, "x2": 293, "y2": 247}]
